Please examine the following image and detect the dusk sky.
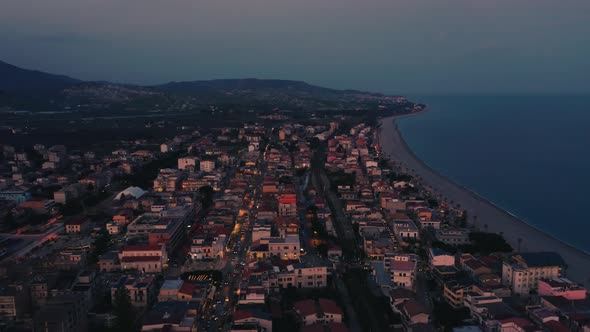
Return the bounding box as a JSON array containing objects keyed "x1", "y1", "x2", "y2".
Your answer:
[{"x1": 1, "y1": 0, "x2": 589, "y2": 94}]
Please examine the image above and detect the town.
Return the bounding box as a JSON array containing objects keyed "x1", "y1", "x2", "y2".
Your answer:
[{"x1": 0, "y1": 105, "x2": 587, "y2": 332}]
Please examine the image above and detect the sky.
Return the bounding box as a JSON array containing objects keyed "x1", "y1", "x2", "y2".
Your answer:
[{"x1": 1, "y1": 0, "x2": 589, "y2": 94}]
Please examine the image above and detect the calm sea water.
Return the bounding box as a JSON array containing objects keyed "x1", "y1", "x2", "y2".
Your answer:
[{"x1": 397, "y1": 95, "x2": 590, "y2": 252}]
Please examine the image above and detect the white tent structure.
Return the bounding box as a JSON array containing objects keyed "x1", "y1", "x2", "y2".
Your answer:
[{"x1": 114, "y1": 186, "x2": 146, "y2": 200}]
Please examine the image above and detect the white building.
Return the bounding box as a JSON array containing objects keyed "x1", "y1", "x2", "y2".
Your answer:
[
  {"x1": 435, "y1": 228, "x2": 470, "y2": 245},
  {"x1": 388, "y1": 254, "x2": 418, "y2": 289},
  {"x1": 200, "y1": 160, "x2": 216, "y2": 172},
  {"x1": 118, "y1": 244, "x2": 168, "y2": 273},
  {"x1": 178, "y1": 157, "x2": 198, "y2": 171},
  {"x1": 502, "y1": 252, "x2": 565, "y2": 296},
  {"x1": 262, "y1": 235, "x2": 300, "y2": 260},
  {"x1": 190, "y1": 234, "x2": 226, "y2": 260},
  {"x1": 428, "y1": 248, "x2": 455, "y2": 267},
  {"x1": 394, "y1": 221, "x2": 419, "y2": 239}
]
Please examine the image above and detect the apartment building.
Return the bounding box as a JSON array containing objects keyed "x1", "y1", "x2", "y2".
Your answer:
[
  {"x1": 388, "y1": 255, "x2": 417, "y2": 289},
  {"x1": 502, "y1": 252, "x2": 565, "y2": 296}
]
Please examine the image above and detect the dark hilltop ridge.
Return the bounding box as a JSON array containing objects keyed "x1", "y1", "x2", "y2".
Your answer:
[
  {"x1": 0, "y1": 60, "x2": 81, "y2": 95},
  {"x1": 0, "y1": 60, "x2": 422, "y2": 113}
]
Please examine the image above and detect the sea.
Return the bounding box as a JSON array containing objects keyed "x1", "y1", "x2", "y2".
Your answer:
[{"x1": 396, "y1": 95, "x2": 590, "y2": 253}]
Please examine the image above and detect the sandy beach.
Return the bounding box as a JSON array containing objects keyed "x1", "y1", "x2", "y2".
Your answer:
[{"x1": 379, "y1": 114, "x2": 590, "y2": 288}]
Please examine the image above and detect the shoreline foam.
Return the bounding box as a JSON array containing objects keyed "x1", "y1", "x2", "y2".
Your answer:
[{"x1": 378, "y1": 113, "x2": 590, "y2": 287}]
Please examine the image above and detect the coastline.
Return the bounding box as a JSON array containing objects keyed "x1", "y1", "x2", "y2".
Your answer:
[{"x1": 378, "y1": 113, "x2": 590, "y2": 288}]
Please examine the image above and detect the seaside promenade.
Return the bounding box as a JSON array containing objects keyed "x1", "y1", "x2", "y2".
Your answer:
[{"x1": 379, "y1": 115, "x2": 590, "y2": 288}]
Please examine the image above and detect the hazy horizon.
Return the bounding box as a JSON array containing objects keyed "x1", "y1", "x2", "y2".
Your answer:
[{"x1": 2, "y1": 0, "x2": 589, "y2": 94}]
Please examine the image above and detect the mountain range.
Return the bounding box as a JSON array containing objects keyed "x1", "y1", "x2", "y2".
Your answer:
[{"x1": 0, "y1": 60, "x2": 402, "y2": 112}]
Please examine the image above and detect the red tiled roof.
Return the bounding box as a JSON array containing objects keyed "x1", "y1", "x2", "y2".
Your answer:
[
  {"x1": 391, "y1": 260, "x2": 416, "y2": 271},
  {"x1": 66, "y1": 217, "x2": 89, "y2": 225},
  {"x1": 301, "y1": 324, "x2": 324, "y2": 332},
  {"x1": 319, "y1": 299, "x2": 342, "y2": 316},
  {"x1": 499, "y1": 317, "x2": 534, "y2": 328},
  {"x1": 544, "y1": 320, "x2": 569, "y2": 332},
  {"x1": 479, "y1": 255, "x2": 500, "y2": 265},
  {"x1": 294, "y1": 299, "x2": 317, "y2": 317},
  {"x1": 120, "y1": 256, "x2": 161, "y2": 262},
  {"x1": 403, "y1": 299, "x2": 429, "y2": 316},
  {"x1": 123, "y1": 244, "x2": 163, "y2": 251},
  {"x1": 391, "y1": 213, "x2": 411, "y2": 221},
  {"x1": 389, "y1": 287, "x2": 415, "y2": 300},
  {"x1": 178, "y1": 282, "x2": 195, "y2": 296},
  {"x1": 233, "y1": 310, "x2": 253, "y2": 321},
  {"x1": 464, "y1": 259, "x2": 488, "y2": 270},
  {"x1": 279, "y1": 194, "x2": 297, "y2": 204},
  {"x1": 329, "y1": 323, "x2": 349, "y2": 332}
]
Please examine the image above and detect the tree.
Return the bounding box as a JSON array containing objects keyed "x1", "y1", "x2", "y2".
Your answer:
[
  {"x1": 112, "y1": 286, "x2": 136, "y2": 332},
  {"x1": 88, "y1": 229, "x2": 111, "y2": 265},
  {"x1": 137, "y1": 201, "x2": 144, "y2": 213},
  {"x1": 198, "y1": 185, "x2": 214, "y2": 209},
  {"x1": 427, "y1": 198, "x2": 439, "y2": 208},
  {"x1": 3, "y1": 211, "x2": 16, "y2": 229}
]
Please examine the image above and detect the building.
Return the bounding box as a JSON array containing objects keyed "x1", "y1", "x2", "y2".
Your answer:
[
  {"x1": 153, "y1": 169, "x2": 183, "y2": 192},
  {"x1": 65, "y1": 217, "x2": 91, "y2": 234},
  {"x1": 428, "y1": 248, "x2": 455, "y2": 267},
  {"x1": 118, "y1": 244, "x2": 168, "y2": 273},
  {"x1": 114, "y1": 186, "x2": 146, "y2": 200},
  {"x1": 19, "y1": 199, "x2": 55, "y2": 214},
  {"x1": 294, "y1": 298, "x2": 343, "y2": 326},
  {"x1": 502, "y1": 252, "x2": 565, "y2": 296},
  {"x1": 178, "y1": 157, "x2": 198, "y2": 171},
  {"x1": 141, "y1": 301, "x2": 196, "y2": 331},
  {"x1": 538, "y1": 278, "x2": 586, "y2": 300},
  {"x1": 190, "y1": 233, "x2": 226, "y2": 259},
  {"x1": 0, "y1": 284, "x2": 30, "y2": 320},
  {"x1": 435, "y1": 228, "x2": 470, "y2": 246},
  {"x1": 395, "y1": 299, "x2": 430, "y2": 331},
  {"x1": 252, "y1": 224, "x2": 271, "y2": 243},
  {"x1": 232, "y1": 310, "x2": 273, "y2": 332},
  {"x1": 443, "y1": 279, "x2": 474, "y2": 308},
  {"x1": 463, "y1": 293, "x2": 515, "y2": 328},
  {"x1": 111, "y1": 275, "x2": 156, "y2": 308},
  {"x1": 33, "y1": 294, "x2": 88, "y2": 332},
  {"x1": 200, "y1": 160, "x2": 216, "y2": 172},
  {"x1": 418, "y1": 217, "x2": 441, "y2": 230},
  {"x1": 389, "y1": 255, "x2": 417, "y2": 289},
  {"x1": 278, "y1": 194, "x2": 297, "y2": 217},
  {"x1": 98, "y1": 251, "x2": 120, "y2": 272},
  {"x1": 265, "y1": 235, "x2": 300, "y2": 260},
  {"x1": 274, "y1": 260, "x2": 329, "y2": 289},
  {"x1": 394, "y1": 221, "x2": 419, "y2": 240},
  {"x1": 158, "y1": 278, "x2": 184, "y2": 302},
  {"x1": 0, "y1": 189, "x2": 31, "y2": 203}
]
